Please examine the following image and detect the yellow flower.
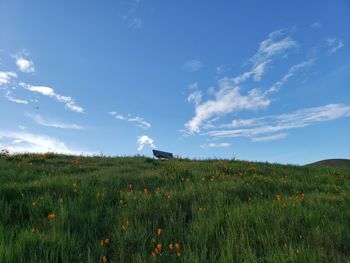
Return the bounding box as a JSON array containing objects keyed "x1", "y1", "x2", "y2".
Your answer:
[
  {"x1": 276, "y1": 194, "x2": 281, "y2": 201},
  {"x1": 157, "y1": 228, "x2": 162, "y2": 236},
  {"x1": 156, "y1": 243, "x2": 162, "y2": 251},
  {"x1": 175, "y1": 243, "x2": 180, "y2": 249},
  {"x1": 102, "y1": 255, "x2": 108, "y2": 262}
]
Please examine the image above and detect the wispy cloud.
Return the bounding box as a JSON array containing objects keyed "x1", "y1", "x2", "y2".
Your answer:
[
  {"x1": 129, "y1": 18, "x2": 143, "y2": 28},
  {"x1": 249, "y1": 29, "x2": 298, "y2": 81},
  {"x1": 185, "y1": 82, "x2": 270, "y2": 134},
  {"x1": 187, "y1": 90, "x2": 202, "y2": 105},
  {"x1": 311, "y1": 21, "x2": 321, "y2": 29},
  {"x1": 188, "y1": 82, "x2": 199, "y2": 90},
  {"x1": 183, "y1": 59, "x2": 203, "y2": 72},
  {"x1": 265, "y1": 59, "x2": 314, "y2": 94},
  {"x1": 20, "y1": 83, "x2": 84, "y2": 113},
  {"x1": 5, "y1": 91, "x2": 28, "y2": 104},
  {"x1": 27, "y1": 113, "x2": 82, "y2": 129},
  {"x1": 200, "y1": 142, "x2": 231, "y2": 148},
  {"x1": 0, "y1": 71, "x2": 17, "y2": 86},
  {"x1": 327, "y1": 38, "x2": 344, "y2": 54},
  {"x1": 110, "y1": 112, "x2": 151, "y2": 129},
  {"x1": 205, "y1": 104, "x2": 350, "y2": 140},
  {"x1": 122, "y1": 0, "x2": 144, "y2": 29},
  {"x1": 137, "y1": 135, "x2": 156, "y2": 150},
  {"x1": 14, "y1": 53, "x2": 35, "y2": 73},
  {"x1": 0, "y1": 130, "x2": 89, "y2": 154},
  {"x1": 184, "y1": 29, "x2": 300, "y2": 134},
  {"x1": 252, "y1": 133, "x2": 288, "y2": 142},
  {"x1": 216, "y1": 65, "x2": 228, "y2": 75}
]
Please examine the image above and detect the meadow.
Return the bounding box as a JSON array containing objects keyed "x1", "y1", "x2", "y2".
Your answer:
[{"x1": 0, "y1": 152, "x2": 349, "y2": 262}]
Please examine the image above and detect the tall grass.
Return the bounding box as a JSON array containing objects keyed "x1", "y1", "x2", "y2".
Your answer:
[{"x1": 0, "y1": 153, "x2": 349, "y2": 262}]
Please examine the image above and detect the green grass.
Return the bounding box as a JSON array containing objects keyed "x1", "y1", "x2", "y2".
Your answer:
[{"x1": 0, "y1": 153, "x2": 349, "y2": 262}]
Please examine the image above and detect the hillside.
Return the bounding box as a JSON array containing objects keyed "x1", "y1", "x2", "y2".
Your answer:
[
  {"x1": 306, "y1": 159, "x2": 350, "y2": 169},
  {"x1": 0, "y1": 153, "x2": 349, "y2": 262}
]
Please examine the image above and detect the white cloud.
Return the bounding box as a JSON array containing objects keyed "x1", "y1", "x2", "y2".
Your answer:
[
  {"x1": 110, "y1": 112, "x2": 151, "y2": 129},
  {"x1": 327, "y1": 38, "x2": 344, "y2": 54},
  {"x1": 205, "y1": 104, "x2": 350, "y2": 139},
  {"x1": 183, "y1": 59, "x2": 203, "y2": 72},
  {"x1": 137, "y1": 135, "x2": 156, "y2": 150},
  {"x1": 27, "y1": 113, "x2": 82, "y2": 129},
  {"x1": 200, "y1": 142, "x2": 231, "y2": 148},
  {"x1": 185, "y1": 80, "x2": 270, "y2": 134},
  {"x1": 184, "y1": 29, "x2": 301, "y2": 135},
  {"x1": 249, "y1": 29, "x2": 298, "y2": 81},
  {"x1": 5, "y1": 91, "x2": 28, "y2": 104},
  {"x1": 0, "y1": 71, "x2": 17, "y2": 86},
  {"x1": 252, "y1": 133, "x2": 288, "y2": 142},
  {"x1": 14, "y1": 54, "x2": 35, "y2": 73},
  {"x1": 187, "y1": 90, "x2": 202, "y2": 105},
  {"x1": 20, "y1": 83, "x2": 84, "y2": 113},
  {"x1": 18, "y1": 125, "x2": 26, "y2": 130},
  {"x1": 265, "y1": 59, "x2": 314, "y2": 94},
  {"x1": 0, "y1": 130, "x2": 89, "y2": 155}
]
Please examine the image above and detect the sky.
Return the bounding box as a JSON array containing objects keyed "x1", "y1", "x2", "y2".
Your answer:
[{"x1": 0, "y1": 0, "x2": 349, "y2": 164}]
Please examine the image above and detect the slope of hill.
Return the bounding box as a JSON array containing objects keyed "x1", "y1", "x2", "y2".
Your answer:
[
  {"x1": 0, "y1": 153, "x2": 349, "y2": 262},
  {"x1": 306, "y1": 159, "x2": 350, "y2": 169}
]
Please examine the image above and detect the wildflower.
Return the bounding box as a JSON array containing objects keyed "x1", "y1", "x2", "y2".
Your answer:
[
  {"x1": 32, "y1": 201, "x2": 36, "y2": 206},
  {"x1": 73, "y1": 188, "x2": 77, "y2": 193},
  {"x1": 143, "y1": 188, "x2": 149, "y2": 194},
  {"x1": 176, "y1": 252, "x2": 181, "y2": 257},
  {"x1": 157, "y1": 228, "x2": 162, "y2": 236},
  {"x1": 151, "y1": 252, "x2": 156, "y2": 257},
  {"x1": 47, "y1": 213, "x2": 56, "y2": 219},
  {"x1": 72, "y1": 182, "x2": 77, "y2": 187},
  {"x1": 102, "y1": 255, "x2": 108, "y2": 262},
  {"x1": 101, "y1": 238, "x2": 110, "y2": 246},
  {"x1": 175, "y1": 243, "x2": 180, "y2": 249},
  {"x1": 156, "y1": 243, "x2": 162, "y2": 251},
  {"x1": 276, "y1": 194, "x2": 281, "y2": 201},
  {"x1": 168, "y1": 243, "x2": 173, "y2": 250}
]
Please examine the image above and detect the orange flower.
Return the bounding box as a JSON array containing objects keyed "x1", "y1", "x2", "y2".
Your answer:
[
  {"x1": 175, "y1": 243, "x2": 180, "y2": 249},
  {"x1": 176, "y1": 252, "x2": 181, "y2": 257},
  {"x1": 47, "y1": 213, "x2": 56, "y2": 219},
  {"x1": 151, "y1": 252, "x2": 156, "y2": 257},
  {"x1": 102, "y1": 255, "x2": 108, "y2": 262},
  {"x1": 168, "y1": 243, "x2": 173, "y2": 250},
  {"x1": 157, "y1": 228, "x2": 162, "y2": 236},
  {"x1": 101, "y1": 238, "x2": 110, "y2": 246},
  {"x1": 143, "y1": 188, "x2": 149, "y2": 194},
  {"x1": 156, "y1": 243, "x2": 162, "y2": 251}
]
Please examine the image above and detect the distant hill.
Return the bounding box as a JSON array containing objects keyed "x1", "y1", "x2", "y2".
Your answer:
[{"x1": 306, "y1": 159, "x2": 350, "y2": 168}]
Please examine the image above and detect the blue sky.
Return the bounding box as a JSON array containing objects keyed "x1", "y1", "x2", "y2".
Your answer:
[{"x1": 0, "y1": 0, "x2": 349, "y2": 164}]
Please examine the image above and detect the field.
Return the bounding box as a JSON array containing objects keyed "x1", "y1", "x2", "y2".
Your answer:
[{"x1": 0, "y1": 152, "x2": 349, "y2": 262}]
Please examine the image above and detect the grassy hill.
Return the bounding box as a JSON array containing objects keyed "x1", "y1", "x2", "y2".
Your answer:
[
  {"x1": 306, "y1": 159, "x2": 350, "y2": 169},
  {"x1": 0, "y1": 153, "x2": 349, "y2": 262}
]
